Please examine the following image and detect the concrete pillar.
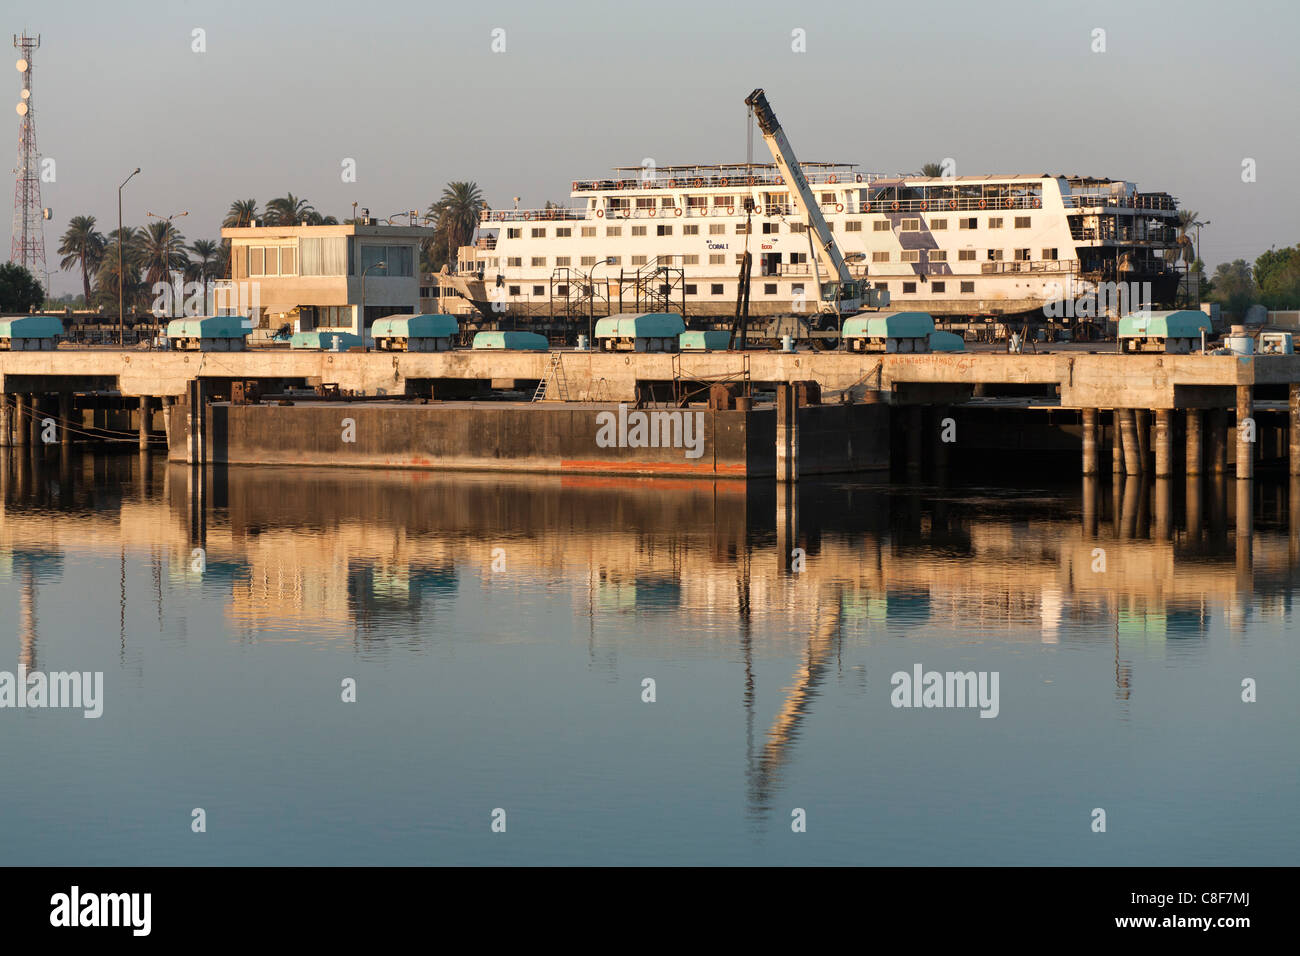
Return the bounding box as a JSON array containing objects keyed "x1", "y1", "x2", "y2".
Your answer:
[
  {"x1": 1154, "y1": 409, "x2": 1173, "y2": 478},
  {"x1": 59, "y1": 393, "x2": 73, "y2": 446},
  {"x1": 1236, "y1": 478, "x2": 1253, "y2": 587},
  {"x1": 1082, "y1": 475, "x2": 1099, "y2": 536},
  {"x1": 777, "y1": 481, "x2": 798, "y2": 572},
  {"x1": 1210, "y1": 408, "x2": 1229, "y2": 475},
  {"x1": 1186, "y1": 474, "x2": 1203, "y2": 540},
  {"x1": 14, "y1": 394, "x2": 28, "y2": 447},
  {"x1": 0, "y1": 395, "x2": 10, "y2": 447},
  {"x1": 1081, "y1": 407, "x2": 1099, "y2": 476},
  {"x1": 1111, "y1": 409, "x2": 1122, "y2": 475},
  {"x1": 1135, "y1": 409, "x2": 1151, "y2": 471},
  {"x1": 775, "y1": 383, "x2": 797, "y2": 483},
  {"x1": 1119, "y1": 409, "x2": 1141, "y2": 475},
  {"x1": 1120, "y1": 476, "x2": 1141, "y2": 539},
  {"x1": 1155, "y1": 478, "x2": 1172, "y2": 540},
  {"x1": 1290, "y1": 384, "x2": 1300, "y2": 477},
  {"x1": 1236, "y1": 385, "x2": 1254, "y2": 480},
  {"x1": 138, "y1": 396, "x2": 151, "y2": 450},
  {"x1": 1185, "y1": 408, "x2": 1202, "y2": 476}
]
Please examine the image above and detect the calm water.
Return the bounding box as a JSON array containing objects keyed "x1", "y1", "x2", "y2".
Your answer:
[{"x1": 1, "y1": 449, "x2": 1296, "y2": 866}]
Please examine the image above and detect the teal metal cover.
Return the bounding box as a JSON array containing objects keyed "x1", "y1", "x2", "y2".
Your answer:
[
  {"x1": 594, "y1": 312, "x2": 686, "y2": 339},
  {"x1": 165, "y1": 315, "x2": 248, "y2": 339},
  {"x1": 472, "y1": 331, "x2": 549, "y2": 350},
  {"x1": 372, "y1": 313, "x2": 459, "y2": 339},
  {"x1": 0, "y1": 315, "x2": 63, "y2": 338},
  {"x1": 1117, "y1": 310, "x2": 1211, "y2": 339},
  {"x1": 928, "y1": 330, "x2": 966, "y2": 352},
  {"x1": 841, "y1": 311, "x2": 936, "y2": 338},
  {"x1": 679, "y1": 330, "x2": 732, "y2": 350},
  {"x1": 290, "y1": 330, "x2": 361, "y2": 350}
]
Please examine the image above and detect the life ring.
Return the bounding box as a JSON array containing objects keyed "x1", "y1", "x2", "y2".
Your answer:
[
  {"x1": 618, "y1": 180, "x2": 626, "y2": 189},
  {"x1": 855, "y1": 173, "x2": 863, "y2": 183},
  {"x1": 719, "y1": 178, "x2": 729, "y2": 187},
  {"x1": 727, "y1": 205, "x2": 736, "y2": 215},
  {"x1": 596, "y1": 208, "x2": 605, "y2": 218},
  {"x1": 947, "y1": 200, "x2": 956, "y2": 210},
  {"x1": 571, "y1": 181, "x2": 579, "y2": 191},
  {"x1": 496, "y1": 211, "x2": 506, "y2": 221},
  {"x1": 673, "y1": 207, "x2": 682, "y2": 217},
  {"x1": 1033, "y1": 197, "x2": 1041, "y2": 208},
  {"x1": 828, "y1": 175, "x2": 838, "y2": 184},
  {"x1": 920, "y1": 201, "x2": 928, "y2": 211},
  {"x1": 978, "y1": 199, "x2": 986, "y2": 209},
  {"x1": 863, "y1": 202, "x2": 870, "y2": 213},
  {"x1": 546, "y1": 209, "x2": 557, "y2": 220},
  {"x1": 1004, "y1": 197, "x2": 1013, "y2": 209},
  {"x1": 694, "y1": 178, "x2": 703, "y2": 188},
  {"x1": 835, "y1": 203, "x2": 844, "y2": 212},
  {"x1": 891, "y1": 201, "x2": 899, "y2": 212},
  {"x1": 667, "y1": 179, "x2": 677, "y2": 188}
]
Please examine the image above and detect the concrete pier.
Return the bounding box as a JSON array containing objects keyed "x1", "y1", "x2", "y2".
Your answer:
[
  {"x1": 1291, "y1": 384, "x2": 1300, "y2": 477},
  {"x1": 0, "y1": 394, "x2": 10, "y2": 447},
  {"x1": 1210, "y1": 408, "x2": 1229, "y2": 475},
  {"x1": 776, "y1": 384, "x2": 797, "y2": 483},
  {"x1": 1154, "y1": 409, "x2": 1173, "y2": 478},
  {"x1": 1136, "y1": 409, "x2": 1151, "y2": 472},
  {"x1": 59, "y1": 393, "x2": 73, "y2": 446},
  {"x1": 1081, "y1": 408, "x2": 1099, "y2": 476},
  {"x1": 1119, "y1": 409, "x2": 1141, "y2": 476},
  {"x1": 1237, "y1": 385, "x2": 1254, "y2": 480},
  {"x1": 14, "y1": 394, "x2": 28, "y2": 447},
  {"x1": 138, "y1": 396, "x2": 151, "y2": 450},
  {"x1": 1185, "y1": 408, "x2": 1202, "y2": 476},
  {"x1": 1111, "y1": 410, "x2": 1122, "y2": 476}
]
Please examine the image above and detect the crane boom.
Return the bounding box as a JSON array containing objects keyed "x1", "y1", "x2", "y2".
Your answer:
[{"x1": 745, "y1": 88, "x2": 866, "y2": 313}]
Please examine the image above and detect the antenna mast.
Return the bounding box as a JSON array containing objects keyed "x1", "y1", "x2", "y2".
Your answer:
[{"x1": 10, "y1": 33, "x2": 47, "y2": 280}]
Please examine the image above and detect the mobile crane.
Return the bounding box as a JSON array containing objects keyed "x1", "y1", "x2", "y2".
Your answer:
[{"x1": 744, "y1": 88, "x2": 887, "y2": 318}]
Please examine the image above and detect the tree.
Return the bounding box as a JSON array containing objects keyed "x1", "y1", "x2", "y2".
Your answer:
[
  {"x1": 1255, "y1": 245, "x2": 1300, "y2": 310},
  {"x1": 57, "y1": 215, "x2": 106, "y2": 303},
  {"x1": 920, "y1": 162, "x2": 945, "y2": 177},
  {"x1": 427, "y1": 181, "x2": 484, "y2": 271},
  {"x1": 0, "y1": 261, "x2": 45, "y2": 313},
  {"x1": 189, "y1": 238, "x2": 220, "y2": 305},
  {"x1": 223, "y1": 199, "x2": 259, "y2": 229},
  {"x1": 1207, "y1": 259, "x2": 1257, "y2": 319},
  {"x1": 265, "y1": 193, "x2": 316, "y2": 226},
  {"x1": 140, "y1": 220, "x2": 190, "y2": 288},
  {"x1": 95, "y1": 227, "x2": 145, "y2": 312}
]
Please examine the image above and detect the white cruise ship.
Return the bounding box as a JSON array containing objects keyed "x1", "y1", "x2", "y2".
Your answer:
[{"x1": 437, "y1": 163, "x2": 1185, "y2": 331}]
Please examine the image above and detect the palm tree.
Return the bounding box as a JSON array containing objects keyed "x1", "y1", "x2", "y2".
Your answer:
[
  {"x1": 57, "y1": 215, "x2": 106, "y2": 303},
  {"x1": 920, "y1": 162, "x2": 945, "y2": 177},
  {"x1": 223, "y1": 199, "x2": 259, "y2": 228},
  {"x1": 428, "y1": 181, "x2": 485, "y2": 269},
  {"x1": 95, "y1": 227, "x2": 144, "y2": 311},
  {"x1": 189, "y1": 239, "x2": 220, "y2": 306},
  {"x1": 1175, "y1": 210, "x2": 1205, "y2": 304},
  {"x1": 265, "y1": 193, "x2": 316, "y2": 226},
  {"x1": 140, "y1": 220, "x2": 190, "y2": 288},
  {"x1": 304, "y1": 211, "x2": 338, "y2": 225}
]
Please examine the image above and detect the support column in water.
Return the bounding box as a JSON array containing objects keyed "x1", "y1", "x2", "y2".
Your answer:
[
  {"x1": 0, "y1": 394, "x2": 11, "y2": 447},
  {"x1": 1236, "y1": 385, "x2": 1254, "y2": 480},
  {"x1": 1119, "y1": 408, "x2": 1141, "y2": 475},
  {"x1": 1185, "y1": 408, "x2": 1202, "y2": 476},
  {"x1": 14, "y1": 394, "x2": 29, "y2": 447},
  {"x1": 1290, "y1": 383, "x2": 1300, "y2": 477},
  {"x1": 1082, "y1": 407, "x2": 1099, "y2": 476},
  {"x1": 139, "y1": 396, "x2": 151, "y2": 451},
  {"x1": 59, "y1": 393, "x2": 73, "y2": 446},
  {"x1": 1154, "y1": 409, "x2": 1173, "y2": 478}
]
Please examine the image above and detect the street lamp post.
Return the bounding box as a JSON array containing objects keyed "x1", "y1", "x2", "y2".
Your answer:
[
  {"x1": 146, "y1": 210, "x2": 189, "y2": 326},
  {"x1": 117, "y1": 167, "x2": 140, "y2": 346},
  {"x1": 583, "y1": 257, "x2": 614, "y2": 348},
  {"x1": 1193, "y1": 220, "x2": 1211, "y2": 305},
  {"x1": 360, "y1": 260, "x2": 386, "y2": 353}
]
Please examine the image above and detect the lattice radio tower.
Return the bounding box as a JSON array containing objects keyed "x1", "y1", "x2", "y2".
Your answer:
[{"x1": 10, "y1": 32, "x2": 47, "y2": 277}]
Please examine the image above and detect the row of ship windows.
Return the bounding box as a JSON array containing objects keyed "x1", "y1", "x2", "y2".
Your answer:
[
  {"x1": 505, "y1": 217, "x2": 1034, "y2": 240},
  {"x1": 494, "y1": 280, "x2": 979, "y2": 297},
  {"x1": 499, "y1": 248, "x2": 1059, "y2": 267}
]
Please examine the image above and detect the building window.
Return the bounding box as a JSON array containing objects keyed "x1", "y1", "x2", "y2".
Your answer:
[
  {"x1": 873, "y1": 220, "x2": 890, "y2": 232},
  {"x1": 901, "y1": 218, "x2": 920, "y2": 231},
  {"x1": 682, "y1": 254, "x2": 699, "y2": 265},
  {"x1": 845, "y1": 220, "x2": 862, "y2": 232},
  {"x1": 932, "y1": 281, "x2": 946, "y2": 293},
  {"x1": 901, "y1": 250, "x2": 920, "y2": 263},
  {"x1": 581, "y1": 226, "x2": 596, "y2": 237},
  {"x1": 930, "y1": 218, "x2": 947, "y2": 230},
  {"x1": 508, "y1": 285, "x2": 520, "y2": 296},
  {"x1": 580, "y1": 256, "x2": 596, "y2": 267},
  {"x1": 605, "y1": 226, "x2": 622, "y2": 237},
  {"x1": 632, "y1": 225, "x2": 647, "y2": 236},
  {"x1": 531, "y1": 227, "x2": 546, "y2": 238},
  {"x1": 660, "y1": 255, "x2": 676, "y2": 265},
  {"x1": 657, "y1": 224, "x2": 672, "y2": 236},
  {"x1": 683, "y1": 224, "x2": 699, "y2": 235},
  {"x1": 790, "y1": 252, "x2": 807, "y2": 265},
  {"x1": 903, "y1": 282, "x2": 916, "y2": 293},
  {"x1": 711, "y1": 284, "x2": 724, "y2": 295},
  {"x1": 764, "y1": 283, "x2": 777, "y2": 295},
  {"x1": 987, "y1": 249, "x2": 1004, "y2": 260},
  {"x1": 556, "y1": 284, "x2": 568, "y2": 296},
  {"x1": 507, "y1": 256, "x2": 522, "y2": 267},
  {"x1": 960, "y1": 281, "x2": 975, "y2": 293},
  {"x1": 631, "y1": 255, "x2": 647, "y2": 265},
  {"x1": 709, "y1": 254, "x2": 725, "y2": 265},
  {"x1": 1042, "y1": 248, "x2": 1058, "y2": 260},
  {"x1": 532, "y1": 285, "x2": 544, "y2": 296},
  {"x1": 930, "y1": 250, "x2": 948, "y2": 261},
  {"x1": 507, "y1": 228, "x2": 522, "y2": 239},
  {"x1": 959, "y1": 217, "x2": 978, "y2": 229},
  {"x1": 958, "y1": 249, "x2": 976, "y2": 261},
  {"x1": 299, "y1": 237, "x2": 348, "y2": 276},
  {"x1": 988, "y1": 217, "x2": 1003, "y2": 229},
  {"x1": 872, "y1": 251, "x2": 890, "y2": 263},
  {"x1": 1015, "y1": 216, "x2": 1031, "y2": 229},
  {"x1": 709, "y1": 223, "x2": 725, "y2": 235},
  {"x1": 555, "y1": 256, "x2": 571, "y2": 267},
  {"x1": 531, "y1": 257, "x2": 546, "y2": 267},
  {"x1": 685, "y1": 284, "x2": 697, "y2": 294},
  {"x1": 359, "y1": 244, "x2": 414, "y2": 277}
]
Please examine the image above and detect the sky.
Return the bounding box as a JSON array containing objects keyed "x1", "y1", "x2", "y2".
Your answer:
[{"x1": 10, "y1": 0, "x2": 1300, "y2": 296}]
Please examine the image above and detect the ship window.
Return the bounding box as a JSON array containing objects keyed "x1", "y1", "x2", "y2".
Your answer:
[
  {"x1": 1042, "y1": 248, "x2": 1058, "y2": 260},
  {"x1": 763, "y1": 222, "x2": 780, "y2": 234},
  {"x1": 635, "y1": 198, "x2": 655, "y2": 210},
  {"x1": 874, "y1": 282, "x2": 888, "y2": 291},
  {"x1": 507, "y1": 228, "x2": 521, "y2": 239},
  {"x1": 556, "y1": 227, "x2": 572, "y2": 238},
  {"x1": 735, "y1": 255, "x2": 745, "y2": 264},
  {"x1": 844, "y1": 221, "x2": 862, "y2": 232},
  {"x1": 790, "y1": 223, "x2": 806, "y2": 233},
  {"x1": 581, "y1": 226, "x2": 596, "y2": 237},
  {"x1": 709, "y1": 223, "x2": 725, "y2": 235},
  {"x1": 959, "y1": 217, "x2": 977, "y2": 229},
  {"x1": 507, "y1": 257, "x2": 522, "y2": 267},
  {"x1": 903, "y1": 282, "x2": 916, "y2": 293},
  {"x1": 531, "y1": 227, "x2": 546, "y2": 238},
  {"x1": 712, "y1": 196, "x2": 733, "y2": 206},
  {"x1": 532, "y1": 285, "x2": 544, "y2": 296},
  {"x1": 1014, "y1": 249, "x2": 1030, "y2": 261},
  {"x1": 605, "y1": 226, "x2": 622, "y2": 237},
  {"x1": 709, "y1": 254, "x2": 725, "y2": 265},
  {"x1": 958, "y1": 249, "x2": 976, "y2": 261},
  {"x1": 872, "y1": 251, "x2": 890, "y2": 263},
  {"x1": 688, "y1": 196, "x2": 707, "y2": 208},
  {"x1": 988, "y1": 217, "x2": 1003, "y2": 229},
  {"x1": 790, "y1": 252, "x2": 807, "y2": 265},
  {"x1": 711, "y1": 284, "x2": 724, "y2": 295},
  {"x1": 930, "y1": 250, "x2": 947, "y2": 261},
  {"x1": 820, "y1": 193, "x2": 833, "y2": 203},
  {"x1": 1015, "y1": 216, "x2": 1031, "y2": 228},
  {"x1": 556, "y1": 284, "x2": 568, "y2": 295},
  {"x1": 631, "y1": 255, "x2": 647, "y2": 265},
  {"x1": 987, "y1": 249, "x2": 1004, "y2": 260},
  {"x1": 556, "y1": 256, "x2": 571, "y2": 267},
  {"x1": 873, "y1": 220, "x2": 890, "y2": 232},
  {"x1": 930, "y1": 219, "x2": 947, "y2": 230},
  {"x1": 660, "y1": 255, "x2": 676, "y2": 265},
  {"x1": 683, "y1": 254, "x2": 699, "y2": 265},
  {"x1": 764, "y1": 283, "x2": 777, "y2": 295},
  {"x1": 736, "y1": 224, "x2": 749, "y2": 234},
  {"x1": 581, "y1": 256, "x2": 596, "y2": 267},
  {"x1": 509, "y1": 286, "x2": 520, "y2": 295},
  {"x1": 685, "y1": 284, "x2": 697, "y2": 294},
  {"x1": 901, "y1": 219, "x2": 920, "y2": 231},
  {"x1": 657, "y1": 225, "x2": 672, "y2": 236},
  {"x1": 901, "y1": 250, "x2": 920, "y2": 263},
  {"x1": 960, "y1": 281, "x2": 975, "y2": 293},
  {"x1": 684, "y1": 224, "x2": 699, "y2": 235},
  {"x1": 632, "y1": 225, "x2": 647, "y2": 236},
  {"x1": 531, "y1": 257, "x2": 546, "y2": 267},
  {"x1": 932, "y1": 281, "x2": 946, "y2": 293}
]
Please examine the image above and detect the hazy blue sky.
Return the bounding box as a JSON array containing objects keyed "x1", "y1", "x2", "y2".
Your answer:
[{"x1": 12, "y1": 0, "x2": 1300, "y2": 295}]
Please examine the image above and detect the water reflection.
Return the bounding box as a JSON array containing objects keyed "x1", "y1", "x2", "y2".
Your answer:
[{"x1": 1, "y1": 447, "x2": 1298, "y2": 827}]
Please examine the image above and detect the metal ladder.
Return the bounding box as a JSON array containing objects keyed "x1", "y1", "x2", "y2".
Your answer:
[{"x1": 532, "y1": 352, "x2": 570, "y2": 402}]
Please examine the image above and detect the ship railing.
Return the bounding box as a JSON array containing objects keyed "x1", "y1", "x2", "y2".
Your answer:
[
  {"x1": 569, "y1": 171, "x2": 888, "y2": 192},
  {"x1": 849, "y1": 196, "x2": 1043, "y2": 214},
  {"x1": 1063, "y1": 195, "x2": 1178, "y2": 211},
  {"x1": 481, "y1": 208, "x2": 588, "y2": 223},
  {"x1": 980, "y1": 259, "x2": 1080, "y2": 275}
]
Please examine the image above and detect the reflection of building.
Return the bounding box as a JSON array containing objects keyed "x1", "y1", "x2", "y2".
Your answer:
[{"x1": 218, "y1": 223, "x2": 435, "y2": 336}]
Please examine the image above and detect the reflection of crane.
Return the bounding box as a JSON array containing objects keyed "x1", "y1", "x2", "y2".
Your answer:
[
  {"x1": 748, "y1": 584, "x2": 843, "y2": 812},
  {"x1": 744, "y1": 89, "x2": 886, "y2": 318}
]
